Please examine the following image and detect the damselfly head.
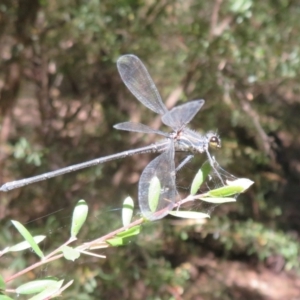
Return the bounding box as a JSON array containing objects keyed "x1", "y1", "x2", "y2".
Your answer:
[{"x1": 206, "y1": 132, "x2": 221, "y2": 149}]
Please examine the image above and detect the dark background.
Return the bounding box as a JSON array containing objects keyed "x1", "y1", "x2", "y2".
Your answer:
[{"x1": 0, "y1": 0, "x2": 300, "y2": 299}]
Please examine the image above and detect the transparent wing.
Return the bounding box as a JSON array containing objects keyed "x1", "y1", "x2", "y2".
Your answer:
[
  {"x1": 162, "y1": 100, "x2": 205, "y2": 129},
  {"x1": 114, "y1": 122, "x2": 168, "y2": 137},
  {"x1": 204, "y1": 159, "x2": 237, "y2": 190},
  {"x1": 138, "y1": 141, "x2": 176, "y2": 220},
  {"x1": 114, "y1": 122, "x2": 169, "y2": 137},
  {"x1": 117, "y1": 55, "x2": 168, "y2": 115}
]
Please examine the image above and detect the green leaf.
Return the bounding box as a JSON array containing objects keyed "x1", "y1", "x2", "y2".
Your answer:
[
  {"x1": 70, "y1": 200, "x2": 88, "y2": 238},
  {"x1": 230, "y1": 0, "x2": 252, "y2": 13},
  {"x1": 168, "y1": 211, "x2": 210, "y2": 219},
  {"x1": 148, "y1": 176, "x2": 161, "y2": 212},
  {"x1": 207, "y1": 185, "x2": 243, "y2": 197},
  {"x1": 190, "y1": 161, "x2": 211, "y2": 195},
  {"x1": 106, "y1": 236, "x2": 136, "y2": 247},
  {"x1": 0, "y1": 275, "x2": 5, "y2": 290},
  {"x1": 122, "y1": 196, "x2": 134, "y2": 226},
  {"x1": 107, "y1": 225, "x2": 141, "y2": 247},
  {"x1": 207, "y1": 178, "x2": 254, "y2": 197},
  {"x1": 116, "y1": 225, "x2": 141, "y2": 238},
  {"x1": 61, "y1": 246, "x2": 80, "y2": 261},
  {"x1": 27, "y1": 280, "x2": 63, "y2": 300},
  {"x1": 226, "y1": 178, "x2": 254, "y2": 191},
  {"x1": 198, "y1": 197, "x2": 236, "y2": 203},
  {"x1": 0, "y1": 294, "x2": 14, "y2": 300},
  {"x1": 16, "y1": 279, "x2": 59, "y2": 295},
  {"x1": 8, "y1": 236, "x2": 46, "y2": 252},
  {"x1": 11, "y1": 221, "x2": 44, "y2": 258},
  {"x1": 106, "y1": 237, "x2": 125, "y2": 247}
]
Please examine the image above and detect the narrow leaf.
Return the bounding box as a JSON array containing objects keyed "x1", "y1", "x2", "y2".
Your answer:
[
  {"x1": 169, "y1": 211, "x2": 210, "y2": 219},
  {"x1": 107, "y1": 235, "x2": 135, "y2": 246},
  {"x1": 106, "y1": 237, "x2": 124, "y2": 247},
  {"x1": 207, "y1": 185, "x2": 244, "y2": 197},
  {"x1": 107, "y1": 226, "x2": 141, "y2": 247},
  {"x1": 16, "y1": 279, "x2": 59, "y2": 295},
  {"x1": 207, "y1": 178, "x2": 254, "y2": 197},
  {"x1": 122, "y1": 196, "x2": 134, "y2": 226},
  {"x1": 190, "y1": 161, "x2": 211, "y2": 195},
  {"x1": 0, "y1": 294, "x2": 14, "y2": 300},
  {"x1": 198, "y1": 197, "x2": 236, "y2": 203},
  {"x1": 70, "y1": 200, "x2": 88, "y2": 238},
  {"x1": 8, "y1": 236, "x2": 46, "y2": 252},
  {"x1": 27, "y1": 280, "x2": 64, "y2": 300},
  {"x1": 11, "y1": 221, "x2": 44, "y2": 258},
  {"x1": 148, "y1": 176, "x2": 161, "y2": 212},
  {"x1": 61, "y1": 246, "x2": 80, "y2": 261},
  {"x1": 0, "y1": 274, "x2": 5, "y2": 290},
  {"x1": 116, "y1": 225, "x2": 141, "y2": 238},
  {"x1": 226, "y1": 178, "x2": 254, "y2": 191}
]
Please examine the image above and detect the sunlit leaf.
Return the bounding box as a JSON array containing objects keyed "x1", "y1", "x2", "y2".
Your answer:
[
  {"x1": 207, "y1": 185, "x2": 241, "y2": 197},
  {"x1": 169, "y1": 211, "x2": 210, "y2": 219},
  {"x1": 27, "y1": 280, "x2": 64, "y2": 300},
  {"x1": 0, "y1": 275, "x2": 5, "y2": 290},
  {"x1": 190, "y1": 161, "x2": 211, "y2": 195},
  {"x1": 8, "y1": 236, "x2": 46, "y2": 252},
  {"x1": 107, "y1": 225, "x2": 141, "y2": 246},
  {"x1": 16, "y1": 279, "x2": 59, "y2": 295},
  {"x1": 122, "y1": 196, "x2": 134, "y2": 226},
  {"x1": 70, "y1": 199, "x2": 88, "y2": 238},
  {"x1": 116, "y1": 225, "x2": 141, "y2": 238},
  {"x1": 11, "y1": 221, "x2": 44, "y2": 259},
  {"x1": 198, "y1": 197, "x2": 236, "y2": 203},
  {"x1": 207, "y1": 178, "x2": 254, "y2": 197},
  {"x1": 61, "y1": 246, "x2": 80, "y2": 261},
  {"x1": 148, "y1": 176, "x2": 161, "y2": 212},
  {"x1": 0, "y1": 294, "x2": 14, "y2": 300},
  {"x1": 226, "y1": 178, "x2": 254, "y2": 191},
  {"x1": 230, "y1": 0, "x2": 252, "y2": 13},
  {"x1": 106, "y1": 237, "x2": 125, "y2": 247}
]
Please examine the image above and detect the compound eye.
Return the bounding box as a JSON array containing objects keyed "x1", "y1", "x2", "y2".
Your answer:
[{"x1": 209, "y1": 136, "x2": 221, "y2": 149}]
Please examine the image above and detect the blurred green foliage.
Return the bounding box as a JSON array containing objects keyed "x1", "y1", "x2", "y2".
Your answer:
[{"x1": 1, "y1": 0, "x2": 300, "y2": 299}]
